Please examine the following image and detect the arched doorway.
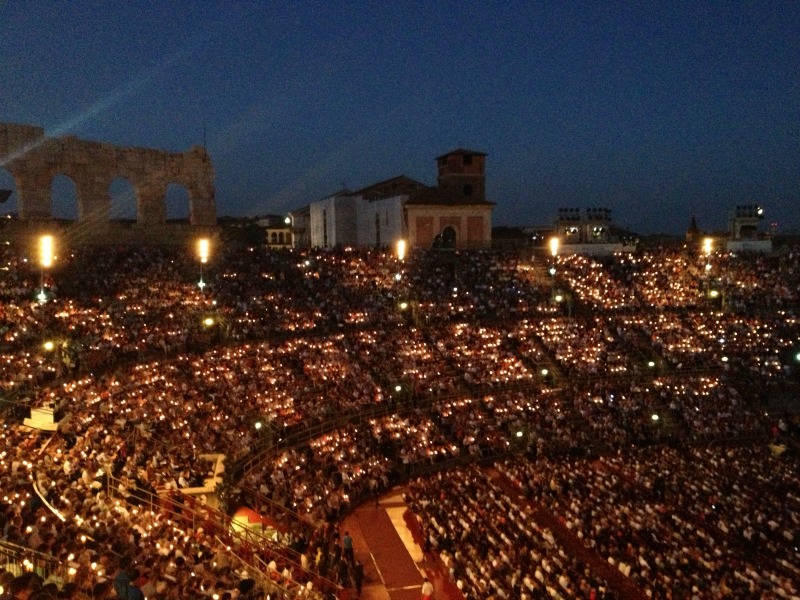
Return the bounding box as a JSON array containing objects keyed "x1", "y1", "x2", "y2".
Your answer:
[
  {"x1": 433, "y1": 225, "x2": 457, "y2": 250},
  {"x1": 108, "y1": 177, "x2": 138, "y2": 222},
  {"x1": 51, "y1": 174, "x2": 79, "y2": 221},
  {"x1": 165, "y1": 182, "x2": 190, "y2": 223}
]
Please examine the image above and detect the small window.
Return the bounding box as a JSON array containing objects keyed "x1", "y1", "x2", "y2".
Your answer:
[
  {"x1": 463, "y1": 154, "x2": 473, "y2": 166},
  {"x1": 463, "y1": 184, "x2": 473, "y2": 196}
]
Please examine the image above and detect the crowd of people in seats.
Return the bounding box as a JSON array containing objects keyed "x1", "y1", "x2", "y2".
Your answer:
[
  {"x1": 0, "y1": 239, "x2": 798, "y2": 598},
  {"x1": 405, "y1": 465, "x2": 616, "y2": 600},
  {"x1": 497, "y1": 443, "x2": 800, "y2": 599}
]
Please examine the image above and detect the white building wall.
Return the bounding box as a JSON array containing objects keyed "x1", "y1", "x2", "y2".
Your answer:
[
  {"x1": 309, "y1": 195, "x2": 359, "y2": 248},
  {"x1": 289, "y1": 210, "x2": 310, "y2": 248},
  {"x1": 726, "y1": 239, "x2": 772, "y2": 253},
  {"x1": 309, "y1": 198, "x2": 331, "y2": 247},
  {"x1": 334, "y1": 196, "x2": 358, "y2": 246},
  {"x1": 355, "y1": 195, "x2": 407, "y2": 247},
  {"x1": 309, "y1": 193, "x2": 408, "y2": 249}
]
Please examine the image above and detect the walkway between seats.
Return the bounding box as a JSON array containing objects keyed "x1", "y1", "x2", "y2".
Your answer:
[{"x1": 340, "y1": 489, "x2": 450, "y2": 600}]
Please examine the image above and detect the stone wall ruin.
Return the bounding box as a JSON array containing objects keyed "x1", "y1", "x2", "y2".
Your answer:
[{"x1": 0, "y1": 122, "x2": 216, "y2": 229}]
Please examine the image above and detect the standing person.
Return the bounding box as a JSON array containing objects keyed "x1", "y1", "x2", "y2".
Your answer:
[
  {"x1": 113, "y1": 560, "x2": 131, "y2": 599},
  {"x1": 353, "y1": 562, "x2": 364, "y2": 598},
  {"x1": 332, "y1": 538, "x2": 342, "y2": 566},
  {"x1": 126, "y1": 569, "x2": 145, "y2": 600},
  {"x1": 421, "y1": 576, "x2": 434, "y2": 600},
  {"x1": 342, "y1": 531, "x2": 354, "y2": 565}
]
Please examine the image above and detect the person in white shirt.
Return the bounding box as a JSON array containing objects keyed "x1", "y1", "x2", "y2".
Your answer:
[{"x1": 421, "y1": 576, "x2": 434, "y2": 600}]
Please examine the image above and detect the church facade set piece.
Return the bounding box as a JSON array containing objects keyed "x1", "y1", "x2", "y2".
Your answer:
[{"x1": 300, "y1": 149, "x2": 494, "y2": 250}]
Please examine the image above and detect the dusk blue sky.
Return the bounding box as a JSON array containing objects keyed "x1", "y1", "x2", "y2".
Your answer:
[{"x1": 1, "y1": 1, "x2": 798, "y2": 234}]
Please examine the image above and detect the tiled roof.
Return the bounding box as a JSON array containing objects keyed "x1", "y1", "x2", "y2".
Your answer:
[
  {"x1": 350, "y1": 175, "x2": 430, "y2": 201},
  {"x1": 315, "y1": 188, "x2": 352, "y2": 202}
]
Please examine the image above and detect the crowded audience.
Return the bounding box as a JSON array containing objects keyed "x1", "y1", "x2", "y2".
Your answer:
[{"x1": 0, "y1": 238, "x2": 798, "y2": 598}]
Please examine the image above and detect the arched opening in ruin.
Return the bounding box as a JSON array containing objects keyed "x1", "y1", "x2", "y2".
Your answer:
[
  {"x1": 165, "y1": 182, "x2": 191, "y2": 223},
  {"x1": 108, "y1": 176, "x2": 138, "y2": 222},
  {"x1": 0, "y1": 167, "x2": 18, "y2": 220},
  {"x1": 51, "y1": 174, "x2": 79, "y2": 222}
]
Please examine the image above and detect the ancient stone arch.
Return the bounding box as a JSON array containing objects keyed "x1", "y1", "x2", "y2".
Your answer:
[{"x1": 0, "y1": 121, "x2": 216, "y2": 227}]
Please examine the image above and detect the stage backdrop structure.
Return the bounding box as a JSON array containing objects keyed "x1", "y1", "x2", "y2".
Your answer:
[{"x1": 0, "y1": 121, "x2": 216, "y2": 246}]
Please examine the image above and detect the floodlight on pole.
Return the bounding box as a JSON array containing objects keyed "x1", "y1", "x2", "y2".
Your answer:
[
  {"x1": 197, "y1": 238, "x2": 210, "y2": 264},
  {"x1": 38, "y1": 235, "x2": 54, "y2": 303},
  {"x1": 197, "y1": 238, "x2": 210, "y2": 292},
  {"x1": 40, "y1": 235, "x2": 54, "y2": 268},
  {"x1": 702, "y1": 237, "x2": 714, "y2": 279},
  {"x1": 549, "y1": 237, "x2": 560, "y2": 257}
]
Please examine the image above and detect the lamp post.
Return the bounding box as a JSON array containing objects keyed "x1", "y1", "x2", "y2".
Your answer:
[
  {"x1": 702, "y1": 237, "x2": 713, "y2": 301},
  {"x1": 197, "y1": 238, "x2": 210, "y2": 292},
  {"x1": 702, "y1": 237, "x2": 713, "y2": 270},
  {"x1": 549, "y1": 236, "x2": 559, "y2": 258},
  {"x1": 38, "y1": 234, "x2": 54, "y2": 303},
  {"x1": 548, "y1": 236, "x2": 559, "y2": 278},
  {"x1": 395, "y1": 239, "x2": 407, "y2": 262}
]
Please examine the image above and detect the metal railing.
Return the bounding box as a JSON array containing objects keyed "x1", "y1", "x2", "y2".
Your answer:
[
  {"x1": 235, "y1": 484, "x2": 318, "y2": 535},
  {"x1": 0, "y1": 540, "x2": 70, "y2": 585},
  {"x1": 105, "y1": 474, "x2": 340, "y2": 598}
]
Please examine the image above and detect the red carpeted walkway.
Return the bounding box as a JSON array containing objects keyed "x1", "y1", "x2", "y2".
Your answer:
[{"x1": 355, "y1": 506, "x2": 424, "y2": 600}]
